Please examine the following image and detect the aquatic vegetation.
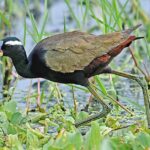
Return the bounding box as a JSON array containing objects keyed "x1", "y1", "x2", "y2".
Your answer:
[{"x1": 0, "y1": 0, "x2": 150, "y2": 149}]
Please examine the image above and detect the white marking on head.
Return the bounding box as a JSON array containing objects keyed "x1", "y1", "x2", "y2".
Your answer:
[{"x1": 5, "y1": 40, "x2": 23, "y2": 46}]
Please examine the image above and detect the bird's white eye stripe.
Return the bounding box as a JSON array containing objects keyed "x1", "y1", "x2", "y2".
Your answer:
[{"x1": 5, "y1": 41, "x2": 23, "y2": 46}]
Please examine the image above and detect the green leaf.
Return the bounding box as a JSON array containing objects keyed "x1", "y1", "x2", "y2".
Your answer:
[
  {"x1": 26, "y1": 129, "x2": 40, "y2": 149},
  {"x1": 66, "y1": 132, "x2": 83, "y2": 150},
  {"x1": 85, "y1": 122, "x2": 102, "y2": 150},
  {"x1": 76, "y1": 111, "x2": 89, "y2": 122},
  {"x1": 7, "y1": 134, "x2": 23, "y2": 150},
  {"x1": 7, "y1": 124, "x2": 17, "y2": 135},
  {"x1": 0, "y1": 112, "x2": 9, "y2": 135},
  {"x1": 10, "y1": 112, "x2": 23, "y2": 124},
  {"x1": 46, "y1": 131, "x2": 83, "y2": 150},
  {"x1": 136, "y1": 132, "x2": 150, "y2": 148},
  {"x1": 43, "y1": 139, "x2": 55, "y2": 150},
  {"x1": 101, "y1": 138, "x2": 113, "y2": 150},
  {"x1": 4, "y1": 101, "x2": 17, "y2": 113}
]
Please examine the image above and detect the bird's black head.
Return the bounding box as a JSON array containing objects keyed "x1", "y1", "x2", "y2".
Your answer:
[{"x1": 0, "y1": 37, "x2": 24, "y2": 57}]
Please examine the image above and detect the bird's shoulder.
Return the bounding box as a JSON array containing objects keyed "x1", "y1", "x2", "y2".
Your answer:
[{"x1": 33, "y1": 31, "x2": 99, "y2": 53}]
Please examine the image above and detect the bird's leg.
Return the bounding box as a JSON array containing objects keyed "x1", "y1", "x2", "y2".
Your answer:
[
  {"x1": 75, "y1": 82, "x2": 111, "y2": 127},
  {"x1": 82, "y1": 78, "x2": 95, "y2": 112},
  {"x1": 103, "y1": 69, "x2": 150, "y2": 128},
  {"x1": 86, "y1": 67, "x2": 134, "y2": 115}
]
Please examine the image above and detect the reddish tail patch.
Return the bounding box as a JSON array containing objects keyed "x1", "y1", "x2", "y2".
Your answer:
[
  {"x1": 84, "y1": 54, "x2": 111, "y2": 76},
  {"x1": 87, "y1": 54, "x2": 111, "y2": 70},
  {"x1": 84, "y1": 36, "x2": 136, "y2": 77},
  {"x1": 108, "y1": 36, "x2": 136, "y2": 57},
  {"x1": 98, "y1": 54, "x2": 111, "y2": 63}
]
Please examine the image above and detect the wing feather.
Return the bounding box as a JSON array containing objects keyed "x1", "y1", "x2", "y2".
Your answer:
[{"x1": 33, "y1": 31, "x2": 129, "y2": 73}]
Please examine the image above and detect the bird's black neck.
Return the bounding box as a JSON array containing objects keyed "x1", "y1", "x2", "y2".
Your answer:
[{"x1": 11, "y1": 47, "x2": 35, "y2": 78}]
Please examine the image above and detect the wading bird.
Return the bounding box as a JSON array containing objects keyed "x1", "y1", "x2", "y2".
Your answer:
[{"x1": 0, "y1": 24, "x2": 147, "y2": 127}]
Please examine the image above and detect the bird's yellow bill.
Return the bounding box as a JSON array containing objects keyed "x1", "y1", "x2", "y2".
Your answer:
[{"x1": 0, "y1": 50, "x2": 3, "y2": 56}]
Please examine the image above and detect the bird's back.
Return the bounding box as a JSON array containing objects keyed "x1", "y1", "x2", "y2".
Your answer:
[{"x1": 30, "y1": 29, "x2": 137, "y2": 73}]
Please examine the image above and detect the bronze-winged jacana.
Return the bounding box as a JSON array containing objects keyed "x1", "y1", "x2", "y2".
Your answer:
[{"x1": 0, "y1": 24, "x2": 147, "y2": 127}]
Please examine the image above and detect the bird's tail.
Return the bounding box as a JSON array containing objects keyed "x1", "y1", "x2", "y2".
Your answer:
[
  {"x1": 134, "y1": 36, "x2": 144, "y2": 41},
  {"x1": 108, "y1": 24, "x2": 144, "y2": 57},
  {"x1": 122, "y1": 24, "x2": 142, "y2": 35}
]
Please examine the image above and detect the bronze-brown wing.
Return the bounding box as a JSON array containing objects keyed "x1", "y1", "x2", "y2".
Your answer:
[{"x1": 35, "y1": 31, "x2": 130, "y2": 73}]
